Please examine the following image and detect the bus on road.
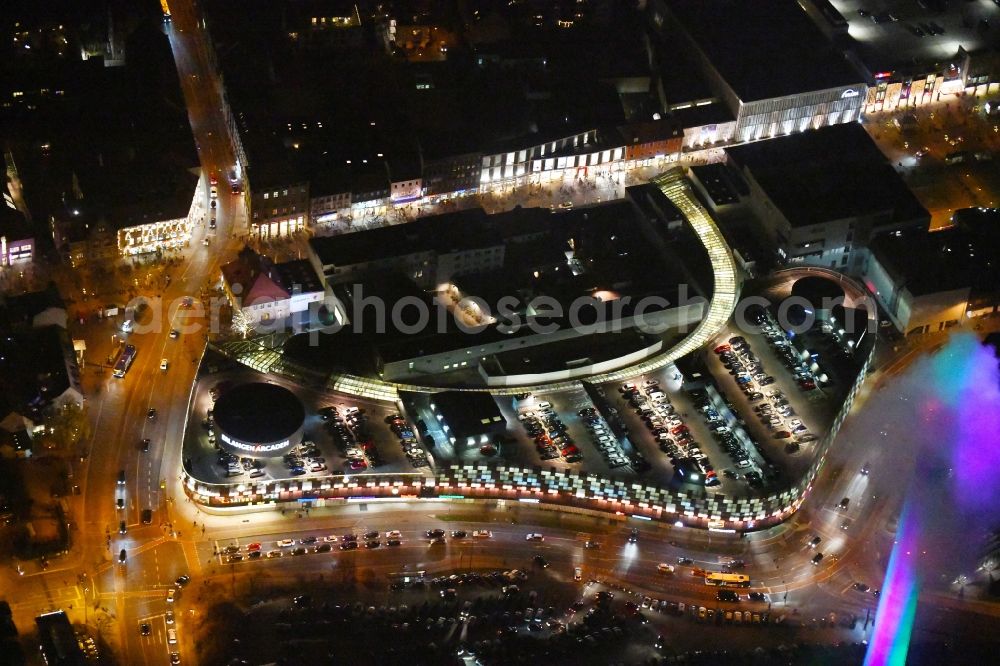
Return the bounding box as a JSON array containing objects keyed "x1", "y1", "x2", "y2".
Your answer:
[
  {"x1": 704, "y1": 572, "x2": 751, "y2": 588},
  {"x1": 113, "y1": 344, "x2": 137, "y2": 378}
]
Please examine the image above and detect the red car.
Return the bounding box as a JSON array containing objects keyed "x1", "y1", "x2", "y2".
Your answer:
[
  {"x1": 560, "y1": 445, "x2": 580, "y2": 456},
  {"x1": 713, "y1": 344, "x2": 731, "y2": 354},
  {"x1": 799, "y1": 380, "x2": 816, "y2": 390},
  {"x1": 246, "y1": 542, "x2": 262, "y2": 552},
  {"x1": 670, "y1": 425, "x2": 689, "y2": 435}
]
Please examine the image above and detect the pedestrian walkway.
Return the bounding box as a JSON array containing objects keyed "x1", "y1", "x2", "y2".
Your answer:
[{"x1": 181, "y1": 539, "x2": 205, "y2": 575}]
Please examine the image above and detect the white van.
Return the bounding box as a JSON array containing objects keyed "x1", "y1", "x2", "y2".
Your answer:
[{"x1": 121, "y1": 319, "x2": 134, "y2": 333}]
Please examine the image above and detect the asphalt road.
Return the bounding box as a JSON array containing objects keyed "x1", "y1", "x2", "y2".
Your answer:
[{"x1": 63, "y1": 1, "x2": 247, "y2": 661}]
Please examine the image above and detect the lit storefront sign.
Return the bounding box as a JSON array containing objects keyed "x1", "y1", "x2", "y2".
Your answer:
[{"x1": 220, "y1": 432, "x2": 290, "y2": 453}]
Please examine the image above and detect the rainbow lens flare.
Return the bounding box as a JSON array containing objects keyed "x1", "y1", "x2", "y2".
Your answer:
[
  {"x1": 864, "y1": 502, "x2": 920, "y2": 666},
  {"x1": 864, "y1": 334, "x2": 1000, "y2": 666}
]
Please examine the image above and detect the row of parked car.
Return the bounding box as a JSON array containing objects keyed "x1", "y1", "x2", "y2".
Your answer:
[
  {"x1": 589, "y1": 587, "x2": 774, "y2": 630},
  {"x1": 621, "y1": 381, "x2": 694, "y2": 477},
  {"x1": 387, "y1": 413, "x2": 430, "y2": 468},
  {"x1": 713, "y1": 337, "x2": 787, "y2": 479},
  {"x1": 520, "y1": 404, "x2": 583, "y2": 463},
  {"x1": 412, "y1": 568, "x2": 528, "y2": 593},
  {"x1": 686, "y1": 603, "x2": 772, "y2": 626},
  {"x1": 224, "y1": 530, "x2": 410, "y2": 562},
  {"x1": 726, "y1": 329, "x2": 820, "y2": 448},
  {"x1": 715, "y1": 337, "x2": 775, "y2": 396},
  {"x1": 578, "y1": 406, "x2": 631, "y2": 469},
  {"x1": 215, "y1": 451, "x2": 267, "y2": 478},
  {"x1": 758, "y1": 320, "x2": 819, "y2": 392},
  {"x1": 281, "y1": 441, "x2": 327, "y2": 476},
  {"x1": 687, "y1": 389, "x2": 746, "y2": 487},
  {"x1": 323, "y1": 405, "x2": 380, "y2": 471}
]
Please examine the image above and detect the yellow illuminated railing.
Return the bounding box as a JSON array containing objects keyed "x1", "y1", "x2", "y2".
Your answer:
[
  {"x1": 220, "y1": 167, "x2": 740, "y2": 396},
  {"x1": 587, "y1": 167, "x2": 741, "y2": 383}
]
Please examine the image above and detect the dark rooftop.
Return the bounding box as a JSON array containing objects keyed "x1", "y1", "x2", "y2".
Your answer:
[
  {"x1": 659, "y1": 0, "x2": 863, "y2": 102},
  {"x1": 690, "y1": 164, "x2": 742, "y2": 207},
  {"x1": 488, "y1": 328, "x2": 662, "y2": 376},
  {"x1": 666, "y1": 102, "x2": 735, "y2": 129},
  {"x1": 213, "y1": 383, "x2": 305, "y2": 444},
  {"x1": 310, "y1": 207, "x2": 500, "y2": 268},
  {"x1": 430, "y1": 391, "x2": 504, "y2": 440},
  {"x1": 625, "y1": 183, "x2": 685, "y2": 227},
  {"x1": 0, "y1": 204, "x2": 33, "y2": 242},
  {"x1": 35, "y1": 611, "x2": 84, "y2": 666},
  {"x1": 726, "y1": 123, "x2": 929, "y2": 228},
  {"x1": 273, "y1": 259, "x2": 324, "y2": 295},
  {"x1": 0, "y1": 325, "x2": 79, "y2": 419},
  {"x1": 1, "y1": 23, "x2": 198, "y2": 236},
  {"x1": 0, "y1": 283, "x2": 65, "y2": 331},
  {"x1": 870, "y1": 208, "x2": 1000, "y2": 298}
]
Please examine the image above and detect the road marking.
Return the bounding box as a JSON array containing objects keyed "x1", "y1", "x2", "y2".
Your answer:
[{"x1": 180, "y1": 540, "x2": 202, "y2": 575}]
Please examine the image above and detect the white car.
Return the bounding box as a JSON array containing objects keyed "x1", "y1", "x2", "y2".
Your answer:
[
  {"x1": 472, "y1": 530, "x2": 493, "y2": 538},
  {"x1": 160, "y1": 358, "x2": 168, "y2": 371},
  {"x1": 324, "y1": 535, "x2": 339, "y2": 542},
  {"x1": 537, "y1": 401, "x2": 552, "y2": 410},
  {"x1": 167, "y1": 628, "x2": 177, "y2": 645},
  {"x1": 276, "y1": 539, "x2": 295, "y2": 548},
  {"x1": 166, "y1": 589, "x2": 176, "y2": 603},
  {"x1": 209, "y1": 185, "x2": 218, "y2": 199},
  {"x1": 657, "y1": 563, "x2": 676, "y2": 574},
  {"x1": 525, "y1": 533, "x2": 544, "y2": 541},
  {"x1": 385, "y1": 530, "x2": 402, "y2": 539}
]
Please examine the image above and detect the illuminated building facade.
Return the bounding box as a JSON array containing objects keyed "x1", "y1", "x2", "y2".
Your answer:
[{"x1": 647, "y1": 0, "x2": 866, "y2": 144}]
